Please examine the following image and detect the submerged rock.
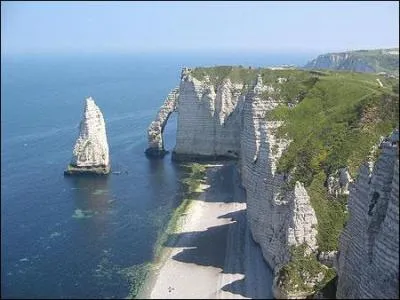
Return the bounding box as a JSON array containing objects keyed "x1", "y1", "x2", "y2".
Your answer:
[{"x1": 64, "y1": 97, "x2": 110, "y2": 175}]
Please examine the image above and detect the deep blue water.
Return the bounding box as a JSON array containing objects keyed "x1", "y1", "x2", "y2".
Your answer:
[{"x1": 1, "y1": 52, "x2": 314, "y2": 298}]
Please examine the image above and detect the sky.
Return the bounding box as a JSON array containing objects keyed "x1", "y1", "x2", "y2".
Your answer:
[{"x1": 1, "y1": 1, "x2": 399, "y2": 56}]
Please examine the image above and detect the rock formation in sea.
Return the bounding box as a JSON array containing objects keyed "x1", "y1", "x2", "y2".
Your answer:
[
  {"x1": 64, "y1": 97, "x2": 110, "y2": 175},
  {"x1": 145, "y1": 87, "x2": 179, "y2": 158},
  {"x1": 336, "y1": 133, "x2": 399, "y2": 299}
]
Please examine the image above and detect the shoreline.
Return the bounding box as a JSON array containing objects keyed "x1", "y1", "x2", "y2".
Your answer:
[
  {"x1": 137, "y1": 162, "x2": 274, "y2": 299},
  {"x1": 136, "y1": 164, "x2": 218, "y2": 299}
]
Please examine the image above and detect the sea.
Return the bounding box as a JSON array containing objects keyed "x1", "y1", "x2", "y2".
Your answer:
[{"x1": 1, "y1": 51, "x2": 314, "y2": 299}]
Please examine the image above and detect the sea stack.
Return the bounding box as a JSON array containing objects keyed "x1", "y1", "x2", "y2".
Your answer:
[{"x1": 64, "y1": 97, "x2": 110, "y2": 175}]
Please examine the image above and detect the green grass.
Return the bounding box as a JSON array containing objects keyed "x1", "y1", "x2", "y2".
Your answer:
[
  {"x1": 190, "y1": 65, "x2": 260, "y2": 86},
  {"x1": 279, "y1": 244, "x2": 336, "y2": 295},
  {"x1": 308, "y1": 172, "x2": 348, "y2": 251},
  {"x1": 269, "y1": 71, "x2": 398, "y2": 251}
]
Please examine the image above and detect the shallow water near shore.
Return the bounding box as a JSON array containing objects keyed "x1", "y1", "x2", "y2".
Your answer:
[{"x1": 1, "y1": 52, "x2": 312, "y2": 298}]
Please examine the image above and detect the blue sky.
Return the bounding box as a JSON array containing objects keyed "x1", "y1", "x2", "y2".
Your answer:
[{"x1": 1, "y1": 1, "x2": 399, "y2": 55}]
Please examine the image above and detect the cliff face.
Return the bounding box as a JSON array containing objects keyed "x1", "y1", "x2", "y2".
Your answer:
[
  {"x1": 336, "y1": 138, "x2": 399, "y2": 299},
  {"x1": 172, "y1": 68, "x2": 244, "y2": 160},
  {"x1": 240, "y1": 77, "x2": 318, "y2": 272},
  {"x1": 65, "y1": 97, "x2": 110, "y2": 175},
  {"x1": 304, "y1": 48, "x2": 399, "y2": 75},
  {"x1": 305, "y1": 53, "x2": 374, "y2": 73}
]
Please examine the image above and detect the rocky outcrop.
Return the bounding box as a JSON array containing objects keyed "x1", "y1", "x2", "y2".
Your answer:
[
  {"x1": 327, "y1": 167, "x2": 353, "y2": 197},
  {"x1": 318, "y1": 251, "x2": 338, "y2": 268},
  {"x1": 287, "y1": 182, "x2": 318, "y2": 253},
  {"x1": 65, "y1": 97, "x2": 110, "y2": 175},
  {"x1": 172, "y1": 68, "x2": 244, "y2": 161},
  {"x1": 145, "y1": 87, "x2": 179, "y2": 158},
  {"x1": 336, "y1": 133, "x2": 399, "y2": 299}
]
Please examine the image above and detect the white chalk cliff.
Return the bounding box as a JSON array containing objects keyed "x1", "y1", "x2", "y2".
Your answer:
[
  {"x1": 336, "y1": 135, "x2": 399, "y2": 299},
  {"x1": 65, "y1": 97, "x2": 110, "y2": 175},
  {"x1": 239, "y1": 76, "x2": 318, "y2": 297},
  {"x1": 172, "y1": 68, "x2": 244, "y2": 160}
]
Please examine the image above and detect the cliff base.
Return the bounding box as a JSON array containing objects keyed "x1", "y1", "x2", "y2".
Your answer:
[
  {"x1": 171, "y1": 151, "x2": 239, "y2": 162},
  {"x1": 64, "y1": 164, "x2": 110, "y2": 176},
  {"x1": 145, "y1": 147, "x2": 169, "y2": 158}
]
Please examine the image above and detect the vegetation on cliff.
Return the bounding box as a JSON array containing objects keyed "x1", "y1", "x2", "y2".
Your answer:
[
  {"x1": 270, "y1": 69, "x2": 399, "y2": 250},
  {"x1": 278, "y1": 244, "x2": 336, "y2": 295}
]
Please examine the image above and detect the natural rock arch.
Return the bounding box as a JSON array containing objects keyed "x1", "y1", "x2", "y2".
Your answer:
[{"x1": 145, "y1": 87, "x2": 179, "y2": 158}]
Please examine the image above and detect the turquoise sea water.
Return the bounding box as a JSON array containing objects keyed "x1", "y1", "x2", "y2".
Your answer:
[{"x1": 1, "y1": 52, "x2": 313, "y2": 298}]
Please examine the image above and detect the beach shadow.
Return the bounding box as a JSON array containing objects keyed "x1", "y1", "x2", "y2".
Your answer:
[
  {"x1": 163, "y1": 209, "x2": 246, "y2": 272},
  {"x1": 163, "y1": 207, "x2": 273, "y2": 298},
  {"x1": 163, "y1": 207, "x2": 275, "y2": 299},
  {"x1": 202, "y1": 163, "x2": 246, "y2": 204}
]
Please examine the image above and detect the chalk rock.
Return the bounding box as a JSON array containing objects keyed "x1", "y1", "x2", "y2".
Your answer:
[
  {"x1": 327, "y1": 167, "x2": 353, "y2": 196},
  {"x1": 336, "y1": 137, "x2": 399, "y2": 299},
  {"x1": 172, "y1": 68, "x2": 244, "y2": 161},
  {"x1": 318, "y1": 250, "x2": 338, "y2": 268},
  {"x1": 287, "y1": 182, "x2": 318, "y2": 253},
  {"x1": 64, "y1": 97, "x2": 110, "y2": 175},
  {"x1": 145, "y1": 87, "x2": 179, "y2": 158}
]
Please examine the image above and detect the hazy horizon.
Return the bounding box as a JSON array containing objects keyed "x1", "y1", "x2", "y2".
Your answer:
[{"x1": 1, "y1": 1, "x2": 399, "y2": 57}]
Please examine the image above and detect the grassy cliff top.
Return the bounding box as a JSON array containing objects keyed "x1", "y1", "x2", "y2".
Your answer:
[{"x1": 268, "y1": 69, "x2": 398, "y2": 251}]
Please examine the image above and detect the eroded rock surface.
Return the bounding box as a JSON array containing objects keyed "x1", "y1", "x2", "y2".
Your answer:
[
  {"x1": 145, "y1": 87, "x2": 179, "y2": 158},
  {"x1": 240, "y1": 79, "x2": 318, "y2": 280},
  {"x1": 65, "y1": 97, "x2": 110, "y2": 175},
  {"x1": 327, "y1": 167, "x2": 353, "y2": 197},
  {"x1": 172, "y1": 68, "x2": 244, "y2": 160},
  {"x1": 336, "y1": 134, "x2": 399, "y2": 299}
]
